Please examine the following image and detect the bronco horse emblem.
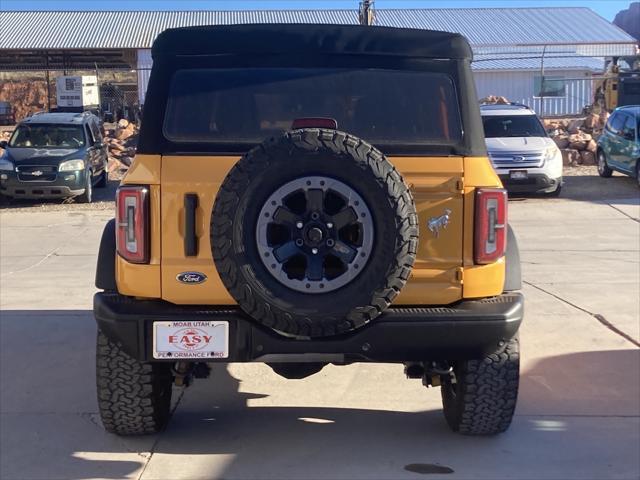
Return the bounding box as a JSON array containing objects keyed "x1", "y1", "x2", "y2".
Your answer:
[{"x1": 427, "y1": 209, "x2": 452, "y2": 238}]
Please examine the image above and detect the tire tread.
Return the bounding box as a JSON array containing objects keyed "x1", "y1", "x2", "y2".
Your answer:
[
  {"x1": 96, "y1": 330, "x2": 172, "y2": 436},
  {"x1": 211, "y1": 128, "x2": 418, "y2": 337},
  {"x1": 441, "y1": 337, "x2": 520, "y2": 435}
]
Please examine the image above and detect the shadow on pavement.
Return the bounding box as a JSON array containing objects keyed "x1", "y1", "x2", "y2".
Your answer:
[
  {"x1": 519, "y1": 348, "x2": 640, "y2": 416},
  {"x1": 1, "y1": 310, "x2": 639, "y2": 479}
]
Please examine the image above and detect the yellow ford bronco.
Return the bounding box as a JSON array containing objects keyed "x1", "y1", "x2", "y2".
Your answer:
[{"x1": 94, "y1": 24, "x2": 523, "y2": 436}]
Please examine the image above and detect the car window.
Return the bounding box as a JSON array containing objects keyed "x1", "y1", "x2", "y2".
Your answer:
[
  {"x1": 621, "y1": 115, "x2": 636, "y2": 140},
  {"x1": 163, "y1": 68, "x2": 463, "y2": 147},
  {"x1": 607, "y1": 113, "x2": 625, "y2": 135},
  {"x1": 89, "y1": 120, "x2": 102, "y2": 142},
  {"x1": 85, "y1": 124, "x2": 95, "y2": 146},
  {"x1": 8, "y1": 124, "x2": 86, "y2": 148},
  {"x1": 481, "y1": 114, "x2": 547, "y2": 138}
]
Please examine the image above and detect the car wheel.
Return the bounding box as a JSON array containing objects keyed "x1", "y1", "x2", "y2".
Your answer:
[
  {"x1": 77, "y1": 171, "x2": 93, "y2": 203},
  {"x1": 441, "y1": 336, "x2": 519, "y2": 435},
  {"x1": 95, "y1": 169, "x2": 108, "y2": 188},
  {"x1": 96, "y1": 330, "x2": 173, "y2": 436},
  {"x1": 597, "y1": 150, "x2": 613, "y2": 178},
  {"x1": 211, "y1": 128, "x2": 418, "y2": 338}
]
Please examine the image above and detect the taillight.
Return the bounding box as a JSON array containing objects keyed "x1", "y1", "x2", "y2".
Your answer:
[
  {"x1": 116, "y1": 185, "x2": 149, "y2": 264},
  {"x1": 474, "y1": 188, "x2": 507, "y2": 264},
  {"x1": 292, "y1": 117, "x2": 338, "y2": 129}
]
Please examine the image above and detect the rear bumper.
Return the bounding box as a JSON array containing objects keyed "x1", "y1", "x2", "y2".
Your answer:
[{"x1": 94, "y1": 292, "x2": 524, "y2": 363}]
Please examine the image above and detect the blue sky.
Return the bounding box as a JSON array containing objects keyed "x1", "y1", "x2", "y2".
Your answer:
[{"x1": 0, "y1": 0, "x2": 634, "y2": 21}]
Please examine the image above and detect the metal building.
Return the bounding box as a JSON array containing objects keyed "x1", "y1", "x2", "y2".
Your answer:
[{"x1": 0, "y1": 8, "x2": 637, "y2": 116}]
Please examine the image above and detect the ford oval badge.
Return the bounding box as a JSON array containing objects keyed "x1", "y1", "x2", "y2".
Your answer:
[{"x1": 176, "y1": 272, "x2": 207, "y2": 284}]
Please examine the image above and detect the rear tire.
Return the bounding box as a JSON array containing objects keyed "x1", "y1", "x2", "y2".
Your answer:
[
  {"x1": 441, "y1": 336, "x2": 519, "y2": 435},
  {"x1": 597, "y1": 150, "x2": 613, "y2": 178},
  {"x1": 96, "y1": 330, "x2": 173, "y2": 436},
  {"x1": 96, "y1": 169, "x2": 108, "y2": 188}
]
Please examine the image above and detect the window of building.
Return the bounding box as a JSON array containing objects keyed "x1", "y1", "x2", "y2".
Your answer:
[{"x1": 533, "y1": 76, "x2": 566, "y2": 97}]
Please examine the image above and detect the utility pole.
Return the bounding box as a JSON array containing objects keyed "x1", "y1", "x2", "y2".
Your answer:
[
  {"x1": 359, "y1": 0, "x2": 375, "y2": 26},
  {"x1": 539, "y1": 45, "x2": 547, "y2": 118}
]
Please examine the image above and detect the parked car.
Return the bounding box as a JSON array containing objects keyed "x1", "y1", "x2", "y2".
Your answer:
[
  {"x1": 597, "y1": 105, "x2": 640, "y2": 186},
  {"x1": 94, "y1": 24, "x2": 523, "y2": 437},
  {"x1": 481, "y1": 103, "x2": 563, "y2": 196},
  {"x1": 0, "y1": 101, "x2": 15, "y2": 125},
  {"x1": 0, "y1": 112, "x2": 108, "y2": 202}
]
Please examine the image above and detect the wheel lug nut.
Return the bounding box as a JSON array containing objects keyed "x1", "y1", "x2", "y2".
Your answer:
[
  {"x1": 296, "y1": 221, "x2": 304, "y2": 229},
  {"x1": 295, "y1": 239, "x2": 304, "y2": 247},
  {"x1": 326, "y1": 222, "x2": 333, "y2": 229},
  {"x1": 312, "y1": 248, "x2": 318, "y2": 254},
  {"x1": 326, "y1": 239, "x2": 335, "y2": 247},
  {"x1": 311, "y1": 212, "x2": 320, "y2": 220}
]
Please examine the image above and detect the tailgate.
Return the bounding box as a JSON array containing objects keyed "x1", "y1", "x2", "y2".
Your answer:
[{"x1": 160, "y1": 155, "x2": 464, "y2": 306}]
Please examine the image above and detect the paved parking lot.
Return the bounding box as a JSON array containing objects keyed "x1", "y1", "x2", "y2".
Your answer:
[{"x1": 1, "y1": 171, "x2": 639, "y2": 480}]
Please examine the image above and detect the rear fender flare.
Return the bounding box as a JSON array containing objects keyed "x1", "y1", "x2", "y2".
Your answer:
[
  {"x1": 95, "y1": 219, "x2": 117, "y2": 291},
  {"x1": 504, "y1": 225, "x2": 522, "y2": 292}
]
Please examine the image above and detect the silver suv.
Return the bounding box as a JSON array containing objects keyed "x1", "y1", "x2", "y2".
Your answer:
[{"x1": 481, "y1": 104, "x2": 562, "y2": 196}]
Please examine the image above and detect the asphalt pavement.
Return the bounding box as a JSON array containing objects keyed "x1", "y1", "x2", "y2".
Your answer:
[{"x1": 0, "y1": 172, "x2": 638, "y2": 480}]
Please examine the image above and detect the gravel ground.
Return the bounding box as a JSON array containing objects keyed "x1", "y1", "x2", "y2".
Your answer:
[{"x1": 556, "y1": 166, "x2": 639, "y2": 201}]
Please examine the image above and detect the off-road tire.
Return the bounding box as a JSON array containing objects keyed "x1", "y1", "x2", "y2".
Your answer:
[
  {"x1": 441, "y1": 336, "x2": 520, "y2": 435},
  {"x1": 212, "y1": 128, "x2": 418, "y2": 338},
  {"x1": 96, "y1": 330, "x2": 173, "y2": 436},
  {"x1": 597, "y1": 150, "x2": 613, "y2": 178},
  {"x1": 96, "y1": 169, "x2": 108, "y2": 188}
]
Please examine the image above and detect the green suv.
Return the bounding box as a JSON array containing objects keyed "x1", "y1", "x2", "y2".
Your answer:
[
  {"x1": 597, "y1": 106, "x2": 640, "y2": 186},
  {"x1": 0, "y1": 112, "x2": 108, "y2": 202}
]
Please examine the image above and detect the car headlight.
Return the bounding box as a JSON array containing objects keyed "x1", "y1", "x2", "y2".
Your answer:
[
  {"x1": 543, "y1": 145, "x2": 561, "y2": 163},
  {"x1": 58, "y1": 159, "x2": 85, "y2": 172},
  {"x1": 0, "y1": 158, "x2": 14, "y2": 171}
]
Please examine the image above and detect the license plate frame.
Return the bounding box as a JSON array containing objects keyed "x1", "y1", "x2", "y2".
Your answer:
[
  {"x1": 153, "y1": 321, "x2": 229, "y2": 360},
  {"x1": 509, "y1": 170, "x2": 528, "y2": 180}
]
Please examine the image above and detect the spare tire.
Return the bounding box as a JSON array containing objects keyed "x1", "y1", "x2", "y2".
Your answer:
[{"x1": 211, "y1": 128, "x2": 418, "y2": 337}]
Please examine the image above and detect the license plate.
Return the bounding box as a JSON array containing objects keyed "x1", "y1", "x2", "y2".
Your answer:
[
  {"x1": 510, "y1": 170, "x2": 528, "y2": 180},
  {"x1": 153, "y1": 321, "x2": 229, "y2": 359}
]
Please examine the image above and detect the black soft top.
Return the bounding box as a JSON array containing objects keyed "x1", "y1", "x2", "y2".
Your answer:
[{"x1": 152, "y1": 24, "x2": 473, "y2": 61}]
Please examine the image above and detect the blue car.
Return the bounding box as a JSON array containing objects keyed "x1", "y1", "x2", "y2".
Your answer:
[{"x1": 597, "y1": 106, "x2": 640, "y2": 187}]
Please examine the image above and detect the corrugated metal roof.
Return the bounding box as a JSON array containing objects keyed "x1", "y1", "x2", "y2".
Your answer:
[
  {"x1": 473, "y1": 55, "x2": 605, "y2": 72},
  {"x1": 0, "y1": 8, "x2": 636, "y2": 54}
]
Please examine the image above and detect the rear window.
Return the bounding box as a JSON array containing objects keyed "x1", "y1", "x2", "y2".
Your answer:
[
  {"x1": 482, "y1": 115, "x2": 547, "y2": 138},
  {"x1": 163, "y1": 68, "x2": 462, "y2": 148}
]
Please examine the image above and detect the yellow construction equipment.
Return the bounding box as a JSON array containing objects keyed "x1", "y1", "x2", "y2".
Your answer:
[{"x1": 594, "y1": 56, "x2": 640, "y2": 111}]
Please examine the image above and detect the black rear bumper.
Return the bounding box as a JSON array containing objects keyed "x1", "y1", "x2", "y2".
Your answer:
[{"x1": 94, "y1": 292, "x2": 524, "y2": 363}]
